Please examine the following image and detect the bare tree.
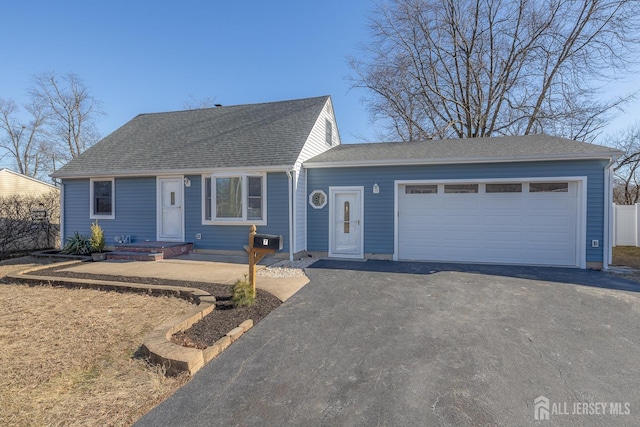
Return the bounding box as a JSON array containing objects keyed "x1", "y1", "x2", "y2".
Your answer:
[
  {"x1": 183, "y1": 94, "x2": 219, "y2": 109},
  {"x1": 350, "y1": 0, "x2": 640, "y2": 141},
  {"x1": 0, "y1": 98, "x2": 50, "y2": 179},
  {"x1": 606, "y1": 122, "x2": 640, "y2": 205},
  {"x1": 30, "y1": 72, "x2": 103, "y2": 169}
]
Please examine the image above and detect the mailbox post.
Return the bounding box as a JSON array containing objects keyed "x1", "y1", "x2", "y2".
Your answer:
[{"x1": 246, "y1": 225, "x2": 283, "y2": 293}]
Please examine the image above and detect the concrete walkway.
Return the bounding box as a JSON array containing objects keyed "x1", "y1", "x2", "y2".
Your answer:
[{"x1": 58, "y1": 254, "x2": 309, "y2": 301}]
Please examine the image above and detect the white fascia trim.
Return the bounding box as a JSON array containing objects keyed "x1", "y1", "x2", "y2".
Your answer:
[
  {"x1": 395, "y1": 176, "x2": 588, "y2": 184},
  {"x1": 303, "y1": 153, "x2": 620, "y2": 169},
  {"x1": 393, "y1": 176, "x2": 588, "y2": 269},
  {"x1": 53, "y1": 165, "x2": 294, "y2": 179}
]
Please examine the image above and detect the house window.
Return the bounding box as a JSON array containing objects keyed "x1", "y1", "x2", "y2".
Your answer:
[
  {"x1": 90, "y1": 178, "x2": 115, "y2": 219},
  {"x1": 529, "y1": 182, "x2": 569, "y2": 193},
  {"x1": 486, "y1": 183, "x2": 522, "y2": 193},
  {"x1": 216, "y1": 177, "x2": 243, "y2": 218},
  {"x1": 204, "y1": 177, "x2": 212, "y2": 220},
  {"x1": 343, "y1": 201, "x2": 350, "y2": 233},
  {"x1": 203, "y1": 174, "x2": 266, "y2": 224},
  {"x1": 325, "y1": 119, "x2": 332, "y2": 145},
  {"x1": 247, "y1": 176, "x2": 263, "y2": 220},
  {"x1": 444, "y1": 184, "x2": 479, "y2": 193},
  {"x1": 406, "y1": 185, "x2": 438, "y2": 194}
]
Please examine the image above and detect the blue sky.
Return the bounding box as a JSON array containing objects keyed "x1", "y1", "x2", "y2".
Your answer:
[
  {"x1": 0, "y1": 1, "x2": 376, "y2": 152},
  {"x1": 1, "y1": 0, "x2": 638, "y2": 171}
]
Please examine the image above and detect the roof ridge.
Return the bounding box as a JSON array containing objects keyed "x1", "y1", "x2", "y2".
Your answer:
[{"x1": 135, "y1": 95, "x2": 331, "y2": 117}]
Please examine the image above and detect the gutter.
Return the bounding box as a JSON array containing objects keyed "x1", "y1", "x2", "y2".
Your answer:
[
  {"x1": 51, "y1": 164, "x2": 294, "y2": 179},
  {"x1": 285, "y1": 169, "x2": 294, "y2": 261},
  {"x1": 303, "y1": 152, "x2": 623, "y2": 169},
  {"x1": 59, "y1": 182, "x2": 65, "y2": 249},
  {"x1": 603, "y1": 156, "x2": 619, "y2": 270}
]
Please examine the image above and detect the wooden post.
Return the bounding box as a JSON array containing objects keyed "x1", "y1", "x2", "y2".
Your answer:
[{"x1": 247, "y1": 224, "x2": 272, "y2": 294}]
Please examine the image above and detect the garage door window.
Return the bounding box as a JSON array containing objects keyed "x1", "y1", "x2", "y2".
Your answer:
[
  {"x1": 406, "y1": 185, "x2": 438, "y2": 194},
  {"x1": 444, "y1": 184, "x2": 478, "y2": 193},
  {"x1": 486, "y1": 183, "x2": 522, "y2": 193},
  {"x1": 530, "y1": 182, "x2": 569, "y2": 192}
]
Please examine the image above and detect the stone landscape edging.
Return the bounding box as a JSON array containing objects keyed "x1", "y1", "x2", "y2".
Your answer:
[{"x1": 7, "y1": 261, "x2": 253, "y2": 376}]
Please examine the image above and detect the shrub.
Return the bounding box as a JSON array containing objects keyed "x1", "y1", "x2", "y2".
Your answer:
[
  {"x1": 232, "y1": 275, "x2": 256, "y2": 307},
  {"x1": 0, "y1": 191, "x2": 60, "y2": 257},
  {"x1": 89, "y1": 221, "x2": 106, "y2": 253},
  {"x1": 62, "y1": 231, "x2": 92, "y2": 255}
]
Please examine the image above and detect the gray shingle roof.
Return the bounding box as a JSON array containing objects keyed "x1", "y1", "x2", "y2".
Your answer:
[
  {"x1": 304, "y1": 135, "x2": 620, "y2": 166},
  {"x1": 53, "y1": 96, "x2": 330, "y2": 178}
]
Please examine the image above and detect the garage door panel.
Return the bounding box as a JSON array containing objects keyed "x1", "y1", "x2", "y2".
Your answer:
[
  {"x1": 482, "y1": 198, "x2": 524, "y2": 210},
  {"x1": 527, "y1": 249, "x2": 573, "y2": 265},
  {"x1": 524, "y1": 231, "x2": 572, "y2": 244},
  {"x1": 483, "y1": 230, "x2": 523, "y2": 243},
  {"x1": 398, "y1": 182, "x2": 579, "y2": 266},
  {"x1": 441, "y1": 198, "x2": 480, "y2": 209},
  {"x1": 483, "y1": 215, "x2": 524, "y2": 226}
]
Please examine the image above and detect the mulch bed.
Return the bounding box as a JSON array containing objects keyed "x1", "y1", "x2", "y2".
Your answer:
[{"x1": 5, "y1": 264, "x2": 281, "y2": 349}]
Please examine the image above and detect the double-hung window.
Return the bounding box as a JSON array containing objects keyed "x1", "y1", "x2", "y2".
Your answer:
[
  {"x1": 203, "y1": 173, "x2": 266, "y2": 224},
  {"x1": 90, "y1": 178, "x2": 115, "y2": 219}
]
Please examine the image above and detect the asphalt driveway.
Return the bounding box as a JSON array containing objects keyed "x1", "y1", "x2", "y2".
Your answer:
[{"x1": 136, "y1": 261, "x2": 640, "y2": 426}]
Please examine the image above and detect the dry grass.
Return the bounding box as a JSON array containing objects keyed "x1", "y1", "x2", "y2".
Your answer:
[
  {"x1": 0, "y1": 258, "x2": 193, "y2": 426},
  {"x1": 612, "y1": 246, "x2": 640, "y2": 269}
]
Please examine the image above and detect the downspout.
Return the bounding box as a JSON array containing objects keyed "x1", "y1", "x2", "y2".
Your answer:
[
  {"x1": 59, "y1": 182, "x2": 65, "y2": 249},
  {"x1": 603, "y1": 156, "x2": 617, "y2": 270},
  {"x1": 286, "y1": 168, "x2": 294, "y2": 261}
]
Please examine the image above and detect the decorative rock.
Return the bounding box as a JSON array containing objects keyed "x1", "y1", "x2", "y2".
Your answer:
[
  {"x1": 239, "y1": 319, "x2": 254, "y2": 332},
  {"x1": 213, "y1": 336, "x2": 232, "y2": 352}
]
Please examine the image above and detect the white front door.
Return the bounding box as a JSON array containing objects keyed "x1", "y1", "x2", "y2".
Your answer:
[
  {"x1": 329, "y1": 187, "x2": 364, "y2": 258},
  {"x1": 157, "y1": 177, "x2": 184, "y2": 241}
]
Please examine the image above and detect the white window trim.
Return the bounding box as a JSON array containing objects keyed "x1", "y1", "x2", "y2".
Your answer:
[
  {"x1": 202, "y1": 172, "x2": 267, "y2": 226},
  {"x1": 90, "y1": 177, "x2": 115, "y2": 220}
]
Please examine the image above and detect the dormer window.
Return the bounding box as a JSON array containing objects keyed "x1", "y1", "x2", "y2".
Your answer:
[{"x1": 325, "y1": 119, "x2": 332, "y2": 145}]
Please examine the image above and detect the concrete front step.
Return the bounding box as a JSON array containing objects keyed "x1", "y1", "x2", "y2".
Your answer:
[
  {"x1": 112, "y1": 242, "x2": 194, "y2": 260},
  {"x1": 106, "y1": 251, "x2": 164, "y2": 261}
]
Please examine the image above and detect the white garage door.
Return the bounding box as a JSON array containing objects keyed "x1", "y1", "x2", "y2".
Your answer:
[{"x1": 397, "y1": 181, "x2": 580, "y2": 266}]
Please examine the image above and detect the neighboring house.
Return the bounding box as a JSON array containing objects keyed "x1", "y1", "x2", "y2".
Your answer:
[
  {"x1": 0, "y1": 168, "x2": 58, "y2": 196},
  {"x1": 305, "y1": 136, "x2": 621, "y2": 269},
  {"x1": 52, "y1": 96, "x2": 621, "y2": 269},
  {"x1": 0, "y1": 169, "x2": 60, "y2": 254},
  {"x1": 51, "y1": 96, "x2": 340, "y2": 257}
]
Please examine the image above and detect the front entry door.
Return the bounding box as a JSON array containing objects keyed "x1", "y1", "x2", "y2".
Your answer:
[
  {"x1": 329, "y1": 187, "x2": 364, "y2": 258},
  {"x1": 157, "y1": 177, "x2": 184, "y2": 241}
]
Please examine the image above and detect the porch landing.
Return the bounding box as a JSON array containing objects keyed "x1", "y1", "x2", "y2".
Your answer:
[{"x1": 107, "y1": 242, "x2": 193, "y2": 262}]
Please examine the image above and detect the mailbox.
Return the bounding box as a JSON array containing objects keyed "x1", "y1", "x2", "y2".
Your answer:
[{"x1": 253, "y1": 233, "x2": 283, "y2": 251}]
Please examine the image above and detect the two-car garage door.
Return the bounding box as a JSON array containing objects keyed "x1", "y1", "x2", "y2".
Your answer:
[{"x1": 397, "y1": 181, "x2": 581, "y2": 267}]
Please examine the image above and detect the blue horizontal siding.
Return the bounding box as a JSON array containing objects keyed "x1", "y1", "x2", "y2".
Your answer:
[
  {"x1": 185, "y1": 173, "x2": 290, "y2": 253},
  {"x1": 307, "y1": 160, "x2": 609, "y2": 263},
  {"x1": 63, "y1": 173, "x2": 290, "y2": 253},
  {"x1": 62, "y1": 177, "x2": 156, "y2": 244}
]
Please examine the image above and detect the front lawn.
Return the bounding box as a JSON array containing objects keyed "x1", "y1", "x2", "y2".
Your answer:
[
  {"x1": 612, "y1": 246, "x2": 640, "y2": 268},
  {"x1": 0, "y1": 279, "x2": 192, "y2": 426}
]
